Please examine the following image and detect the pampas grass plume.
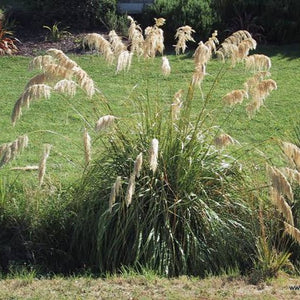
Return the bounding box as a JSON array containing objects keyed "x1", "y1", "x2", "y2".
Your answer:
[
  {"x1": 125, "y1": 173, "x2": 136, "y2": 207},
  {"x1": 149, "y1": 138, "x2": 159, "y2": 173},
  {"x1": 83, "y1": 128, "x2": 91, "y2": 164},
  {"x1": 214, "y1": 133, "x2": 236, "y2": 148},
  {"x1": 270, "y1": 187, "x2": 294, "y2": 226},
  {"x1": 54, "y1": 79, "x2": 77, "y2": 97},
  {"x1": 284, "y1": 222, "x2": 300, "y2": 244},
  {"x1": 134, "y1": 152, "x2": 143, "y2": 178},
  {"x1": 95, "y1": 115, "x2": 116, "y2": 131},
  {"x1": 222, "y1": 89, "x2": 248, "y2": 106},
  {"x1": 161, "y1": 56, "x2": 171, "y2": 76}
]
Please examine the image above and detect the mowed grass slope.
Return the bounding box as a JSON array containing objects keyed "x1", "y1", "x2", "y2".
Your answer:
[{"x1": 0, "y1": 44, "x2": 299, "y2": 184}]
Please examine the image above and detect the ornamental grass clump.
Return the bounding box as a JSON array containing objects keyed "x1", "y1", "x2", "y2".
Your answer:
[{"x1": 72, "y1": 75, "x2": 258, "y2": 276}]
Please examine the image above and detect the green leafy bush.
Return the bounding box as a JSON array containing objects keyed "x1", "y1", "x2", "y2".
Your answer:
[
  {"x1": 213, "y1": 0, "x2": 300, "y2": 43},
  {"x1": 142, "y1": 0, "x2": 216, "y2": 44}
]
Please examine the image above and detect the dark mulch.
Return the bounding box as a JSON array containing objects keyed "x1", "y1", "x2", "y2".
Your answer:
[{"x1": 14, "y1": 31, "x2": 92, "y2": 56}]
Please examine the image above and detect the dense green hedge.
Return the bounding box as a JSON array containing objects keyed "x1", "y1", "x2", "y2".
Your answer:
[
  {"x1": 141, "y1": 0, "x2": 216, "y2": 43},
  {"x1": 213, "y1": 0, "x2": 300, "y2": 43},
  {"x1": 2, "y1": 1, "x2": 300, "y2": 47}
]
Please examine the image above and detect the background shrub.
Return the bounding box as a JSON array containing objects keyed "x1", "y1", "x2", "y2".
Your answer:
[
  {"x1": 213, "y1": 0, "x2": 300, "y2": 43},
  {"x1": 141, "y1": 0, "x2": 216, "y2": 45}
]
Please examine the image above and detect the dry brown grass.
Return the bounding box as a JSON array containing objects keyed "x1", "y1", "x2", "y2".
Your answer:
[{"x1": 0, "y1": 273, "x2": 299, "y2": 300}]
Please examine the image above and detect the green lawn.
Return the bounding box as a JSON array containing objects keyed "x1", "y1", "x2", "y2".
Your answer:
[{"x1": 0, "y1": 44, "x2": 299, "y2": 185}]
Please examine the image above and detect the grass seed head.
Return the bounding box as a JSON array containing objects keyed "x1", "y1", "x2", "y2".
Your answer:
[
  {"x1": 284, "y1": 222, "x2": 300, "y2": 244},
  {"x1": 171, "y1": 89, "x2": 184, "y2": 120},
  {"x1": 83, "y1": 128, "x2": 91, "y2": 164},
  {"x1": 149, "y1": 138, "x2": 159, "y2": 173},
  {"x1": 161, "y1": 56, "x2": 171, "y2": 76},
  {"x1": 245, "y1": 54, "x2": 272, "y2": 72},
  {"x1": 134, "y1": 152, "x2": 143, "y2": 178},
  {"x1": 125, "y1": 173, "x2": 136, "y2": 207},
  {"x1": 267, "y1": 165, "x2": 294, "y2": 202},
  {"x1": 29, "y1": 55, "x2": 55, "y2": 71},
  {"x1": 214, "y1": 133, "x2": 236, "y2": 148},
  {"x1": 222, "y1": 89, "x2": 248, "y2": 106},
  {"x1": 54, "y1": 79, "x2": 77, "y2": 97},
  {"x1": 95, "y1": 115, "x2": 116, "y2": 132},
  {"x1": 270, "y1": 187, "x2": 294, "y2": 226},
  {"x1": 116, "y1": 51, "x2": 133, "y2": 73},
  {"x1": 282, "y1": 142, "x2": 300, "y2": 169}
]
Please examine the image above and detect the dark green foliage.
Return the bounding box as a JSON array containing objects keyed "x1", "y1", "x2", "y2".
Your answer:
[
  {"x1": 142, "y1": 0, "x2": 216, "y2": 45},
  {"x1": 0, "y1": 179, "x2": 75, "y2": 274},
  {"x1": 213, "y1": 0, "x2": 300, "y2": 43},
  {"x1": 3, "y1": 0, "x2": 123, "y2": 32},
  {"x1": 71, "y1": 85, "x2": 258, "y2": 276}
]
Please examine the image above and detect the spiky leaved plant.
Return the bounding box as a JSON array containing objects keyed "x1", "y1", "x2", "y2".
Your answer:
[{"x1": 71, "y1": 74, "x2": 259, "y2": 276}]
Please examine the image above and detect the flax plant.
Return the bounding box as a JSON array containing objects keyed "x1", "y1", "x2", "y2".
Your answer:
[{"x1": 72, "y1": 70, "x2": 258, "y2": 276}]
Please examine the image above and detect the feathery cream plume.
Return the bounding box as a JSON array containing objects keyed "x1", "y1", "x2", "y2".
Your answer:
[
  {"x1": 192, "y1": 63, "x2": 206, "y2": 87},
  {"x1": 214, "y1": 133, "x2": 236, "y2": 148},
  {"x1": 154, "y1": 18, "x2": 166, "y2": 27},
  {"x1": 109, "y1": 30, "x2": 127, "y2": 56},
  {"x1": 54, "y1": 79, "x2": 77, "y2": 97},
  {"x1": 253, "y1": 79, "x2": 277, "y2": 102},
  {"x1": 72, "y1": 66, "x2": 95, "y2": 97},
  {"x1": 43, "y1": 63, "x2": 73, "y2": 80},
  {"x1": 270, "y1": 188, "x2": 294, "y2": 226},
  {"x1": 125, "y1": 173, "x2": 136, "y2": 207},
  {"x1": 25, "y1": 73, "x2": 49, "y2": 89},
  {"x1": 244, "y1": 71, "x2": 271, "y2": 94},
  {"x1": 83, "y1": 128, "x2": 91, "y2": 164},
  {"x1": 46, "y1": 48, "x2": 78, "y2": 70},
  {"x1": 128, "y1": 16, "x2": 144, "y2": 56},
  {"x1": 11, "y1": 165, "x2": 39, "y2": 171},
  {"x1": 28, "y1": 55, "x2": 55, "y2": 71},
  {"x1": 171, "y1": 89, "x2": 184, "y2": 120},
  {"x1": 0, "y1": 135, "x2": 30, "y2": 167},
  {"x1": 83, "y1": 33, "x2": 114, "y2": 64},
  {"x1": 284, "y1": 222, "x2": 300, "y2": 244},
  {"x1": 267, "y1": 165, "x2": 294, "y2": 202},
  {"x1": 109, "y1": 175, "x2": 122, "y2": 212},
  {"x1": 222, "y1": 89, "x2": 248, "y2": 106},
  {"x1": 134, "y1": 152, "x2": 143, "y2": 178},
  {"x1": 95, "y1": 115, "x2": 116, "y2": 131},
  {"x1": 116, "y1": 50, "x2": 133, "y2": 73},
  {"x1": 149, "y1": 138, "x2": 159, "y2": 173},
  {"x1": 161, "y1": 56, "x2": 171, "y2": 76},
  {"x1": 246, "y1": 99, "x2": 262, "y2": 118},
  {"x1": 0, "y1": 146, "x2": 11, "y2": 168},
  {"x1": 174, "y1": 25, "x2": 195, "y2": 55},
  {"x1": 22, "y1": 84, "x2": 52, "y2": 107},
  {"x1": 280, "y1": 167, "x2": 300, "y2": 184},
  {"x1": 193, "y1": 41, "x2": 211, "y2": 65},
  {"x1": 143, "y1": 25, "x2": 164, "y2": 58},
  {"x1": 12, "y1": 84, "x2": 52, "y2": 125},
  {"x1": 38, "y1": 144, "x2": 52, "y2": 186},
  {"x1": 245, "y1": 54, "x2": 272, "y2": 72},
  {"x1": 282, "y1": 142, "x2": 300, "y2": 169},
  {"x1": 217, "y1": 30, "x2": 255, "y2": 65}
]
